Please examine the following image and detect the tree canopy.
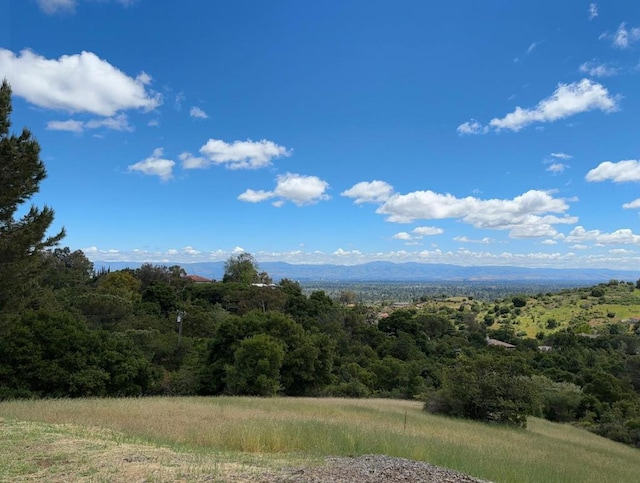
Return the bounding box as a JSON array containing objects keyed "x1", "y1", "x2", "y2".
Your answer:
[{"x1": 0, "y1": 80, "x2": 64, "y2": 328}]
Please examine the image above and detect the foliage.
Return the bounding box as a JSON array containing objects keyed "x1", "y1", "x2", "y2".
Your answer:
[
  {"x1": 0, "y1": 80, "x2": 64, "y2": 329},
  {"x1": 425, "y1": 354, "x2": 536, "y2": 427}
]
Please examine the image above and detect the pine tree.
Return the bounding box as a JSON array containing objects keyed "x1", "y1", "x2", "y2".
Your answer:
[{"x1": 0, "y1": 79, "x2": 65, "y2": 325}]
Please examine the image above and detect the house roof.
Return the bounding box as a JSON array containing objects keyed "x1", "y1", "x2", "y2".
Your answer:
[
  {"x1": 184, "y1": 274, "x2": 212, "y2": 283},
  {"x1": 487, "y1": 338, "x2": 516, "y2": 349}
]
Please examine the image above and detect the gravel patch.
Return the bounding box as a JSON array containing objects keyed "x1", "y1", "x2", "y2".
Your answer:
[{"x1": 256, "y1": 454, "x2": 492, "y2": 482}]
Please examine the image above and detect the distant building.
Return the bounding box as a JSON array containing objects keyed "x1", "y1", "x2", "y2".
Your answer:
[
  {"x1": 486, "y1": 337, "x2": 516, "y2": 349},
  {"x1": 538, "y1": 345, "x2": 553, "y2": 352},
  {"x1": 183, "y1": 274, "x2": 213, "y2": 283}
]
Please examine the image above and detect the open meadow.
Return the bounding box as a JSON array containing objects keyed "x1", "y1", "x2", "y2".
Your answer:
[{"x1": 1, "y1": 396, "x2": 639, "y2": 482}]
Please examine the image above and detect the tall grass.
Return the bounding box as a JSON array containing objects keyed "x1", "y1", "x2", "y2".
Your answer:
[{"x1": 1, "y1": 396, "x2": 639, "y2": 482}]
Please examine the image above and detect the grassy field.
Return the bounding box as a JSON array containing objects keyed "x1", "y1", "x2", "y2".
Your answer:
[{"x1": 1, "y1": 397, "x2": 640, "y2": 482}]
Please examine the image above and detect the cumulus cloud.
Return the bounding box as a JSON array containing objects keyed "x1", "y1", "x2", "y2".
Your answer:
[
  {"x1": 566, "y1": 226, "x2": 640, "y2": 245},
  {"x1": 182, "y1": 138, "x2": 291, "y2": 170},
  {"x1": 341, "y1": 180, "x2": 394, "y2": 204},
  {"x1": 375, "y1": 189, "x2": 576, "y2": 238},
  {"x1": 585, "y1": 160, "x2": 640, "y2": 183},
  {"x1": 127, "y1": 148, "x2": 175, "y2": 181},
  {"x1": 46, "y1": 113, "x2": 133, "y2": 133},
  {"x1": 487, "y1": 79, "x2": 618, "y2": 132},
  {"x1": 588, "y1": 3, "x2": 598, "y2": 20},
  {"x1": 393, "y1": 226, "x2": 444, "y2": 242},
  {"x1": 0, "y1": 49, "x2": 161, "y2": 116},
  {"x1": 579, "y1": 60, "x2": 619, "y2": 77},
  {"x1": 238, "y1": 173, "x2": 330, "y2": 206},
  {"x1": 623, "y1": 198, "x2": 640, "y2": 210},
  {"x1": 189, "y1": 107, "x2": 208, "y2": 119}
]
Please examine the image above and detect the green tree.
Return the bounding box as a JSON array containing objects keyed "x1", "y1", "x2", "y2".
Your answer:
[
  {"x1": 222, "y1": 252, "x2": 260, "y2": 284},
  {"x1": 425, "y1": 354, "x2": 535, "y2": 427},
  {"x1": 225, "y1": 334, "x2": 285, "y2": 396},
  {"x1": 0, "y1": 80, "x2": 65, "y2": 328}
]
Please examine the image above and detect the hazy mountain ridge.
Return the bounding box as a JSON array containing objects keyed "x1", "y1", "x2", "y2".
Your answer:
[{"x1": 94, "y1": 260, "x2": 640, "y2": 282}]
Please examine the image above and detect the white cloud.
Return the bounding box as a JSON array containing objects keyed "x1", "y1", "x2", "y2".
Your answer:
[
  {"x1": 566, "y1": 226, "x2": 640, "y2": 245},
  {"x1": 184, "y1": 138, "x2": 291, "y2": 170},
  {"x1": 454, "y1": 236, "x2": 492, "y2": 244},
  {"x1": 0, "y1": 49, "x2": 160, "y2": 116},
  {"x1": 341, "y1": 180, "x2": 394, "y2": 204},
  {"x1": 571, "y1": 244, "x2": 589, "y2": 250},
  {"x1": 586, "y1": 160, "x2": 640, "y2": 183},
  {"x1": 127, "y1": 148, "x2": 175, "y2": 181},
  {"x1": 579, "y1": 61, "x2": 619, "y2": 77},
  {"x1": 333, "y1": 248, "x2": 362, "y2": 257},
  {"x1": 413, "y1": 226, "x2": 444, "y2": 236},
  {"x1": 47, "y1": 113, "x2": 133, "y2": 133},
  {"x1": 237, "y1": 189, "x2": 273, "y2": 203},
  {"x1": 190, "y1": 106, "x2": 208, "y2": 119},
  {"x1": 376, "y1": 189, "x2": 576, "y2": 238},
  {"x1": 546, "y1": 163, "x2": 566, "y2": 174},
  {"x1": 487, "y1": 79, "x2": 618, "y2": 132},
  {"x1": 623, "y1": 198, "x2": 640, "y2": 209},
  {"x1": 46, "y1": 119, "x2": 84, "y2": 132},
  {"x1": 550, "y1": 152, "x2": 572, "y2": 160},
  {"x1": 541, "y1": 239, "x2": 557, "y2": 245},
  {"x1": 238, "y1": 173, "x2": 330, "y2": 206},
  {"x1": 393, "y1": 226, "x2": 444, "y2": 243},
  {"x1": 456, "y1": 119, "x2": 487, "y2": 135},
  {"x1": 392, "y1": 232, "x2": 413, "y2": 241},
  {"x1": 588, "y1": 3, "x2": 598, "y2": 20},
  {"x1": 609, "y1": 23, "x2": 640, "y2": 49}
]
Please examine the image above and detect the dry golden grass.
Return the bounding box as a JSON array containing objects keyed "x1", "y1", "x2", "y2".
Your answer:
[{"x1": 2, "y1": 397, "x2": 640, "y2": 482}]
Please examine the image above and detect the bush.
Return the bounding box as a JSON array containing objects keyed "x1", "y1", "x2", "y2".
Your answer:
[{"x1": 424, "y1": 355, "x2": 535, "y2": 427}]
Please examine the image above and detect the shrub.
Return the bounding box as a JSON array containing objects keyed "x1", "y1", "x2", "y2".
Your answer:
[{"x1": 424, "y1": 355, "x2": 535, "y2": 427}]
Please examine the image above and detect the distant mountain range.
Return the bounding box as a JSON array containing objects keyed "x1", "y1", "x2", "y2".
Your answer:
[{"x1": 93, "y1": 260, "x2": 640, "y2": 283}]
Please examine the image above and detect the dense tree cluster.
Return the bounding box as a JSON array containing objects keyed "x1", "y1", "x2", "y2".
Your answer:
[{"x1": 2, "y1": 81, "x2": 640, "y2": 447}]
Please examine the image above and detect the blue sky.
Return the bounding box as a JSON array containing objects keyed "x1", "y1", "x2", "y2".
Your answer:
[{"x1": 3, "y1": 0, "x2": 640, "y2": 268}]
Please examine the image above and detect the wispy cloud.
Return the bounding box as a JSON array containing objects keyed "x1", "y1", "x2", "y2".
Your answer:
[
  {"x1": 588, "y1": 3, "x2": 598, "y2": 21},
  {"x1": 579, "y1": 60, "x2": 619, "y2": 77},
  {"x1": 37, "y1": 0, "x2": 135, "y2": 15},
  {"x1": 46, "y1": 113, "x2": 133, "y2": 133},
  {"x1": 601, "y1": 23, "x2": 640, "y2": 49},
  {"x1": 189, "y1": 106, "x2": 208, "y2": 119}
]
